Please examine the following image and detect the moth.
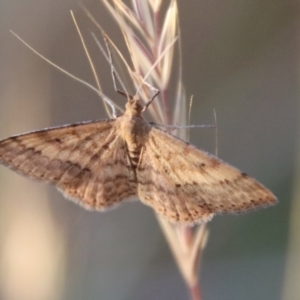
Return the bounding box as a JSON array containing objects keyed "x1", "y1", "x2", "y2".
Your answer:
[{"x1": 0, "y1": 93, "x2": 277, "y2": 224}]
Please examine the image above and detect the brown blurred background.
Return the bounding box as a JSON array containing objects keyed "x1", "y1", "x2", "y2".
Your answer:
[{"x1": 0, "y1": 0, "x2": 298, "y2": 299}]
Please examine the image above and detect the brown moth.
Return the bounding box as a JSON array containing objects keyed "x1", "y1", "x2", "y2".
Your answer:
[{"x1": 0, "y1": 94, "x2": 277, "y2": 224}]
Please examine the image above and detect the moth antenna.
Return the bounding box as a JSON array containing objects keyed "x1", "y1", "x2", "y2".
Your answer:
[
  {"x1": 102, "y1": 34, "x2": 130, "y2": 100},
  {"x1": 135, "y1": 37, "x2": 178, "y2": 111},
  {"x1": 9, "y1": 30, "x2": 118, "y2": 118},
  {"x1": 135, "y1": 36, "x2": 178, "y2": 97},
  {"x1": 71, "y1": 11, "x2": 117, "y2": 119},
  {"x1": 91, "y1": 34, "x2": 129, "y2": 109},
  {"x1": 92, "y1": 31, "x2": 136, "y2": 92},
  {"x1": 142, "y1": 90, "x2": 160, "y2": 112},
  {"x1": 93, "y1": 31, "x2": 133, "y2": 102}
]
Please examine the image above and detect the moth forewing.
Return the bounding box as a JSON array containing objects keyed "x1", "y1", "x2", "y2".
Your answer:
[
  {"x1": 136, "y1": 126, "x2": 277, "y2": 224},
  {"x1": 0, "y1": 95, "x2": 277, "y2": 225}
]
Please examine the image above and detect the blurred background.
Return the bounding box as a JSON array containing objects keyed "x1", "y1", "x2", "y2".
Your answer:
[{"x1": 0, "y1": 0, "x2": 298, "y2": 299}]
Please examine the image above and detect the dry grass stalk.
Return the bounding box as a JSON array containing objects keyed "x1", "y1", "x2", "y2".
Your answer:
[{"x1": 97, "y1": 1, "x2": 209, "y2": 298}]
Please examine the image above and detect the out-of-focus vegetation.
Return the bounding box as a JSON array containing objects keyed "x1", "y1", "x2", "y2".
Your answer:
[{"x1": 0, "y1": 1, "x2": 297, "y2": 299}]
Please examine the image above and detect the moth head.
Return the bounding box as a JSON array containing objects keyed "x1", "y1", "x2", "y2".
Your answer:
[
  {"x1": 125, "y1": 94, "x2": 144, "y2": 116},
  {"x1": 118, "y1": 89, "x2": 160, "y2": 117}
]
